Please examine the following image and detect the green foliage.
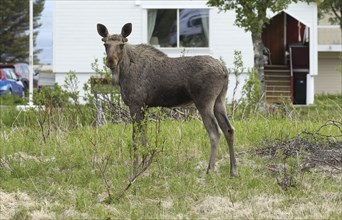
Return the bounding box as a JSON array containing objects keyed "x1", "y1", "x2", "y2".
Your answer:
[
  {"x1": 30, "y1": 72, "x2": 96, "y2": 142},
  {"x1": 90, "y1": 56, "x2": 111, "y2": 78},
  {"x1": 0, "y1": 0, "x2": 45, "y2": 63},
  {"x1": 207, "y1": 0, "x2": 299, "y2": 34},
  {"x1": 84, "y1": 57, "x2": 129, "y2": 124},
  {"x1": 318, "y1": 0, "x2": 342, "y2": 29},
  {"x1": 34, "y1": 84, "x2": 69, "y2": 107},
  {"x1": 242, "y1": 68, "x2": 262, "y2": 107},
  {"x1": 229, "y1": 50, "x2": 244, "y2": 116},
  {"x1": 228, "y1": 50, "x2": 262, "y2": 118},
  {"x1": 63, "y1": 71, "x2": 80, "y2": 103}
]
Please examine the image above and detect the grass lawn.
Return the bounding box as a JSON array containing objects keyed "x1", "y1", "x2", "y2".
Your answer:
[{"x1": 0, "y1": 94, "x2": 341, "y2": 219}]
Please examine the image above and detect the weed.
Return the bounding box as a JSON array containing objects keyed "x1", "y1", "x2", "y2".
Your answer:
[{"x1": 229, "y1": 50, "x2": 245, "y2": 117}]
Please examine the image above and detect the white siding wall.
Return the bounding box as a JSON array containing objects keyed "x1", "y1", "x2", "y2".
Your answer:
[
  {"x1": 53, "y1": 1, "x2": 142, "y2": 73},
  {"x1": 315, "y1": 52, "x2": 342, "y2": 94}
]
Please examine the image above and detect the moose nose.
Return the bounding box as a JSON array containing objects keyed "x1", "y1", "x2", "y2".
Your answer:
[
  {"x1": 106, "y1": 61, "x2": 114, "y2": 69},
  {"x1": 106, "y1": 58, "x2": 118, "y2": 70}
]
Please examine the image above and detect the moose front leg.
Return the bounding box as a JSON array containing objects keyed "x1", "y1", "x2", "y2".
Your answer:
[{"x1": 131, "y1": 107, "x2": 147, "y2": 176}]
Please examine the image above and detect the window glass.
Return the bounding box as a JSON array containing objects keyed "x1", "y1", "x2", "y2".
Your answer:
[
  {"x1": 7, "y1": 68, "x2": 17, "y2": 80},
  {"x1": 179, "y1": 9, "x2": 209, "y2": 47},
  {"x1": 19, "y1": 64, "x2": 29, "y2": 78},
  {"x1": 3, "y1": 68, "x2": 18, "y2": 80},
  {"x1": 10, "y1": 69, "x2": 18, "y2": 80},
  {"x1": 148, "y1": 9, "x2": 209, "y2": 48},
  {"x1": 2, "y1": 68, "x2": 13, "y2": 80},
  {"x1": 148, "y1": 9, "x2": 177, "y2": 47}
]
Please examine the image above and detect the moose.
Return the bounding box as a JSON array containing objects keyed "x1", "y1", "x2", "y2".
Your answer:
[{"x1": 97, "y1": 23, "x2": 237, "y2": 177}]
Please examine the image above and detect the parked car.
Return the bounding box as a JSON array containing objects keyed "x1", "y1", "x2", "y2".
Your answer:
[
  {"x1": 0, "y1": 63, "x2": 38, "y2": 92},
  {"x1": 0, "y1": 67, "x2": 25, "y2": 97}
]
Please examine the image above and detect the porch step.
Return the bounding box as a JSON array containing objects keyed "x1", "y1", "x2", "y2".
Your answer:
[
  {"x1": 264, "y1": 65, "x2": 292, "y2": 104},
  {"x1": 266, "y1": 96, "x2": 292, "y2": 104},
  {"x1": 265, "y1": 75, "x2": 291, "y2": 81},
  {"x1": 265, "y1": 80, "x2": 291, "y2": 86},
  {"x1": 266, "y1": 90, "x2": 291, "y2": 96},
  {"x1": 266, "y1": 85, "x2": 291, "y2": 91},
  {"x1": 264, "y1": 65, "x2": 289, "y2": 70}
]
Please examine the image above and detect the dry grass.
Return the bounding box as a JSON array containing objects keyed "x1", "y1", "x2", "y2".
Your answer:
[
  {"x1": 0, "y1": 190, "x2": 53, "y2": 219},
  {"x1": 192, "y1": 192, "x2": 341, "y2": 219}
]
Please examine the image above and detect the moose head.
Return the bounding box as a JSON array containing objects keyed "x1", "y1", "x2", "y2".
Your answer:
[{"x1": 97, "y1": 23, "x2": 132, "y2": 71}]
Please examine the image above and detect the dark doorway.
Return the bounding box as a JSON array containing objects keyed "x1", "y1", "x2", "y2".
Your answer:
[{"x1": 262, "y1": 12, "x2": 285, "y2": 65}]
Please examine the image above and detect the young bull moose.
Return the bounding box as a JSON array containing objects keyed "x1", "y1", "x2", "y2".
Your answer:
[{"x1": 97, "y1": 23, "x2": 238, "y2": 177}]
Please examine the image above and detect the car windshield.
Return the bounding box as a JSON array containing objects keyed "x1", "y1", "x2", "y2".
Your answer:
[{"x1": 1, "y1": 68, "x2": 17, "y2": 80}]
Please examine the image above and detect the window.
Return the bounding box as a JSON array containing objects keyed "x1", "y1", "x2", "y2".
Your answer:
[
  {"x1": 148, "y1": 9, "x2": 209, "y2": 48},
  {"x1": 2, "y1": 68, "x2": 17, "y2": 80}
]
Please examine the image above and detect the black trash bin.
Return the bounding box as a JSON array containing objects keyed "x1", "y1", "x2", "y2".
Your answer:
[{"x1": 294, "y1": 76, "x2": 306, "y2": 104}]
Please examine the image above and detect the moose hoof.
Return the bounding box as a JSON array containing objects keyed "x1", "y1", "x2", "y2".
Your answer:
[
  {"x1": 230, "y1": 169, "x2": 239, "y2": 177},
  {"x1": 206, "y1": 164, "x2": 216, "y2": 174}
]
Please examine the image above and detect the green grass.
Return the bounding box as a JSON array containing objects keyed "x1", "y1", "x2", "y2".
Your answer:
[
  {"x1": 0, "y1": 94, "x2": 28, "y2": 106},
  {"x1": 0, "y1": 95, "x2": 341, "y2": 219}
]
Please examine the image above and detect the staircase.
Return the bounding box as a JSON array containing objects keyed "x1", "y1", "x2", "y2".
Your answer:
[{"x1": 264, "y1": 65, "x2": 292, "y2": 104}]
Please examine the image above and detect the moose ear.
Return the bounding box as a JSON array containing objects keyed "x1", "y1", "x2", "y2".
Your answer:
[
  {"x1": 121, "y1": 23, "x2": 132, "y2": 38},
  {"x1": 97, "y1": 23, "x2": 109, "y2": 38}
]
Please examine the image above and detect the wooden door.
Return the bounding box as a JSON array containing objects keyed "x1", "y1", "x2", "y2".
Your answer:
[{"x1": 262, "y1": 12, "x2": 285, "y2": 65}]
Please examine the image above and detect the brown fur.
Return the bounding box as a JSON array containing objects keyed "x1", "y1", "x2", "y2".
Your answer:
[{"x1": 97, "y1": 23, "x2": 237, "y2": 176}]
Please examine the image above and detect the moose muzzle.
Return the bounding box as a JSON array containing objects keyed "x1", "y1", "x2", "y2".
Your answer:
[{"x1": 110, "y1": 66, "x2": 120, "y2": 86}]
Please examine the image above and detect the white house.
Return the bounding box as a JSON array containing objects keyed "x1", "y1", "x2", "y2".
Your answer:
[{"x1": 53, "y1": 0, "x2": 318, "y2": 104}]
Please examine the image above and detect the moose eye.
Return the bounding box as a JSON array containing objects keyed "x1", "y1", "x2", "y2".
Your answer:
[
  {"x1": 117, "y1": 43, "x2": 125, "y2": 50},
  {"x1": 103, "y1": 43, "x2": 109, "y2": 50}
]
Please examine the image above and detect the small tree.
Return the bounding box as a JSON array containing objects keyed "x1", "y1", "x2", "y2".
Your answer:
[
  {"x1": 0, "y1": 0, "x2": 45, "y2": 63},
  {"x1": 318, "y1": 0, "x2": 342, "y2": 30},
  {"x1": 207, "y1": 0, "x2": 312, "y2": 101}
]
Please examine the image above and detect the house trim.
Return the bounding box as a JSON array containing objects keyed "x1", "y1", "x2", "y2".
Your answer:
[
  {"x1": 318, "y1": 45, "x2": 342, "y2": 52},
  {"x1": 136, "y1": 0, "x2": 209, "y2": 9}
]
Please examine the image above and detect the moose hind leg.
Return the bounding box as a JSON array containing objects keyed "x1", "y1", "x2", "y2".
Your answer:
[
  {"x1": 214, "y1": 101, "x2": 238, "y2": 177},
  {"x1": 197, "y1": 105, "x2": 221, "y2": 174}
]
